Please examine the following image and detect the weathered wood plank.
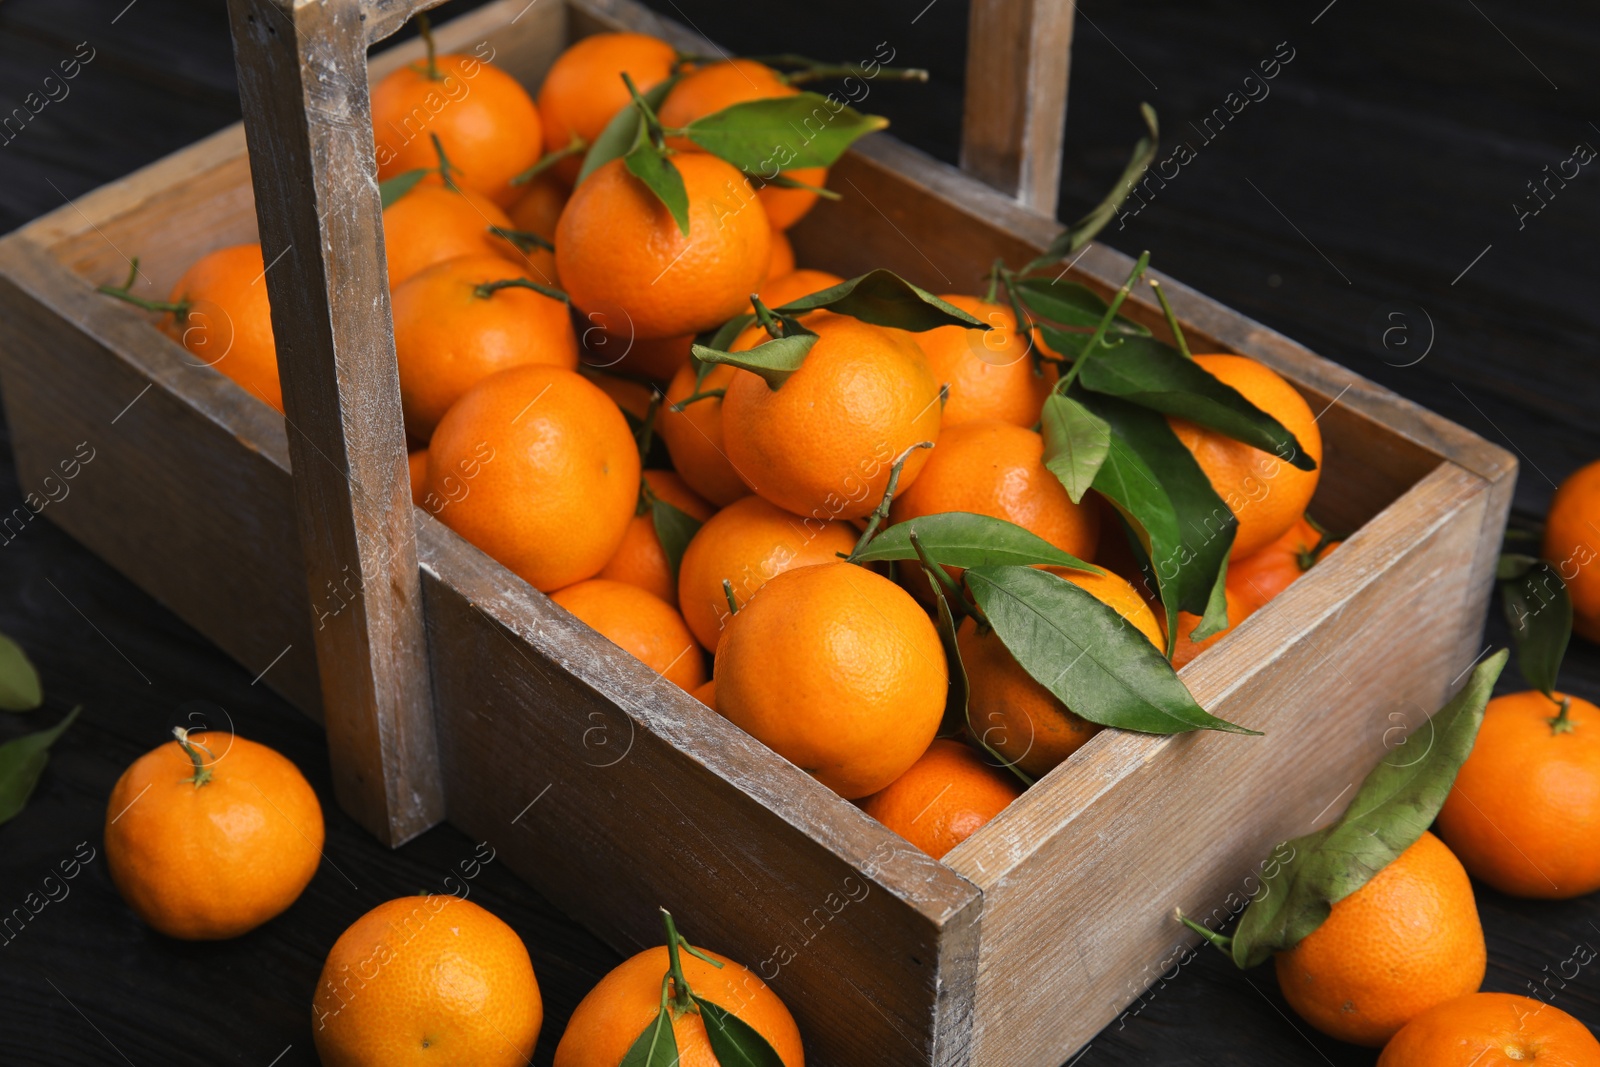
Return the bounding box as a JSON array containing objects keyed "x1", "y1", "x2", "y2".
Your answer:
[
  {"x1": 417, "y1": 520, "x2": 985, "y2": 1065},
  {"x1": 227, "y1": 0, "x2": 442, "y2": 845},
  {"x1": 946, "y1": 461, "x2": 1509, "y2": 1064},
  {"x1": 960, "y1": 0, "x2": 1076, "y2": 214}
]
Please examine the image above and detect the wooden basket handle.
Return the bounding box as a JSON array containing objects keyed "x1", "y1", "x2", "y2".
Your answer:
[{"x1": 223, "y1": 0, "x2": 1073, "y2": 846}]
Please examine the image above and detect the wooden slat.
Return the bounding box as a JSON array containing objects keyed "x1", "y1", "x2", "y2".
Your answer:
[
  {"x1": 417, "y1": 520, "x2": 985, "y2": 1065},
  {"x1": 227, "y1": 0, "x2": 443, "y2": 845},
  {"x1": 946, "y1": 461, "x2": 1508, "y2": 1064},
  {"x1": 960, "y1": 0, "x2": 1076, "y2": 214}
]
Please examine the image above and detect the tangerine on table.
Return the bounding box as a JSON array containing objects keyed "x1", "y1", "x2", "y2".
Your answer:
[
  {"x1": 658, "y1": 360, "x2": 752, "y2": 508},
  {"x1": 555, "y1": 155, "x2": 771, "y2": 341},
  {"x1": 757, "y1": 267, "x2": 846, "y2": 310},
  {"x1": 426, "y1": 364, "x2": 639, "y2": 591},
  {"x1": 1435, "y1": 690, "x2": 1600, "y2": 899},
  {"x1": 1377, "y1": 992, "x2": 1600, "y2": 1067},
  {"x1": 676, "y1": 494, "x2": 858, "y2": 651},
  {"x1": 382, "y1": 184, "x2": 518, "y2": 289},
  {"x1": 553, "y1": 942, "x2": 802, "y2": 1067},
  {"x1": 721, "y1": 311, "x2": 942, "y2": 521},
  {"x1": 958, "y1": 568, "x2": 1163, "y2": 779},
  {"x1": 536, "y1": 32, "x2": 679, "y2": 185},
  {"x1": 1542, "y1": 458, "x2": 1600, "y2": 643},
  {"x1": 715, "y1": 561, "x2": 947, "y2": 798},
  {"x1": 915, "y1": 295, "x2": 1055, "y2": 429},
  {"x1": 104, "y1": 730, "x2": 322, "y2": 939},
  {"x1": 312, "y1": 895, "x2": 542, "y2": 1067},
  {"x1": 1169, "y1": 354, "x2": 1322, "y2": 559},
  {"x1": 860, "y1": 739, "x2": 1022, "y2": 859},
  {"x1": 1274, "y1": 830, "x2": 1485, "y2": 1047},
  {"x1": 549, "y1": 578, "x2": 706, "y2": 692},
  {"x1": 1228, "y1": 514, "x2": 1338, "y2": 615},
  {"x1": 656, "y1": 58, "x2": 827, "y2": 230},
  {"x1": 888, "y1": 419, "x2": 1100, "y2": 565},
  {"x1": 392, "y1": 253, "x2": 578, "y2": 440},
  {"x1": 371, "y1": 52, "x2": 542, "y2": 207},
  {"x1": 157, "y1": 243, "x2": 283, "y2": 412},
  {"x1": 597, "y1": 470, "x2": 714, "y2": 606}
]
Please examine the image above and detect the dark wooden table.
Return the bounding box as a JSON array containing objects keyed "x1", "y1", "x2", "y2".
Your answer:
[{"x1": 1, "y1": 0, "x2": 1596, "y2": 1063}]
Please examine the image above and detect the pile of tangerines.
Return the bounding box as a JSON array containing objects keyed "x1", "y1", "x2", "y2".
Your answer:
[{"x1": 87, "y1": 17, "x2": 1600, "y2": 1067}]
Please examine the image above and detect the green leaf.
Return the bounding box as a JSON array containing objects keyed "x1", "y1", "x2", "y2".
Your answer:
[
  {"x1": 0, "y1": 705, "x2": 80, "y2": 824},
  {"x1": 696, "y1": 995, "x2": 787, "y2": 1067},
  {"x1": 1016, "y1": 278, "x2": 1151, "y2": 336},
  {"x1": 691, "y1": 332, "x2": 818, "y2": 391},
  {"x1": 619, "y1": 1004, "x2": 680, "y2": 1067},
  {"x1": 625, "y1": 137, "x2": 691, "y2": 237},
  {"x1": 1024, "y1": 103, "x2": 1159, "y2": 271},
  {"x1": 1040, "y1": 394, "x2": 1111, "y2": 504},
  {"x1": 1076, "y1": 337, "x2": 1316, "y2": 472},
  {"x1": 577, "y1": 74, "x2": 681, "y2": 186},
  {"x1": 774, "y1": 269, "x2": 985, "y2": 332},
  {"x1": 965, "y1": 566, "x2": 1256, "y2": 735},
  {"x1": 918, "y1": 560, "x2": 975, "y2": 741},
  {"x1": 1499, "y1": 560, "x2": 1570, "y2": 699},
  {"x1": 1227, "y1": 650, "x2": 1507, "y2": 968},
  {"x1": 0, "y1": 633, "x2": 42, "y2": 711},
  {"x1": 1085, "y1": 394, "x2": 1236, "y2": 656},
  {"x1": 854, "y1": 511, "x2": 1099, "y2": 572},
  {"x1": 1190, "y1": 557, "x2": 1233, "y2": 643},
  {"x1": 1496, "y1": 552, "x2": 1538, "y2": 580},
  {"x1": 379, "y1": 168, "x2": 430, "y2": 209},
  {"x1": 651, "y1": 497, "x2": 703, "y2": 582},
  {"x1": 683, "y1": 93, "x2": 889, "y2": 171}
]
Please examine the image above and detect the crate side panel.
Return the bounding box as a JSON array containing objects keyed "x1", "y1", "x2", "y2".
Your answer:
[
  {"x1": 950, "y1": 463, "x2": 1499, "y2": 1066},
  {"x1": 418, "y1": 528, "x2": 982, "y2": 1066},
  {"x1": 0, "y1": 247, "x2": 321, "y2": 714}
]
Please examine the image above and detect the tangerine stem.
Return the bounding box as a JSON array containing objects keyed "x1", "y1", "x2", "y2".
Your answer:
[
  {"x1": 1147, "y1": 277, "x2": 1191, "y2": 360},
  {"x1": 1549, "y1": 694, "x2": 1576, "y2": 734},
  {"x1": 722, "y1": 579, "x2": 739, "y2": 617},
  {"x1": 488, "y1": 226, "x2": 554, "y2": 253},
  {"x1": 473, "y1": 277, "x2": 569, "y2": 303},
  {"x1": 1055, "y1": 249, "x2": 1151, "y2": 394},
  {"x1": 848, "y1": 441, "x2": 934, "y2": 560},
  {"x1": 660, "y1": 908, "x2": 697, "y2": 1014},
  {"x1": 620, "y1": 72, "x2": 667, "y2": 151},
  {"x1": 511, "y1": 133, "x2": 587, "y2": 185},
  {"x1": 172, "y1": 726, "x2": 214, "y2": 788},
  {"x1": 983, "y1": 258, "x2": 1005, "y2": 305},
  {"x1": 97, "y1": 258, "x2": 191, "y2": 319},
  {"x1": 909, "y1": 529, "x2": 978, "y2": 619},
  {"x1": 1175, "y1": 909, "x2": 1233, "y2": 956},
  {"x1": 430, "y1": 132, "x2": 461, "y2": 192},
  {"x1": 668, "y1": 387, "x2": 725, "y2": 413},
  {"x1": 782, "y1": 62, "x2": 929, "y2": 85},
  {"x1": 750, "y1": 296, "x2": 784, "y2": 339},
  {"x1": 417, "y1": 13, "x2": 441, "y2": 81}
]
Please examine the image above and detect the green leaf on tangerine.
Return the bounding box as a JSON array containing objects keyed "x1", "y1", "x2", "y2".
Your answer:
[
  {"x1": 0, "y1": 633, "x2": 42, "y2": 711},
  {"x1": 1499, "y1": 559, "x2": 1570, "y2": 700},
  {"x1": 690, "y1": 332, "x2": 818, "y2": 391},
  {"x1": 684, "y1": 93, "x2": 888, "y2": 172},
  {"x1": 578, "y1": 73, "x2": 682, "y2": 186},
  {"x1": 1016, "y1": 278, "x2": 1151, "y2": 336},
  {"x1": 1224, "y1": 650, "x2": 1506, "y2": 968},
  {"x1": 0, "y1": 704, "x2": 80, "y2": 825},
  {"x1": 1076, "y1": 337, "x2": 1316, "y2": 472},
  {"x1": 379, "y1": 168, "x2": 430, "y2": 209},
  {"x1": 695, "y1": 995, "x2": 788, "y2": 1067},
  {"x1": 774, "y1": 269, "x2": 985, "y2": 332},
  {"x1": 1040, "y1": 394, "x2": 1111, "y2": 504},
  {"x1": 651, "y1": 497, "x2": 703, "y2": 582},
  {"x1": 625, "y1": 136, "x2": 691, "y2": 237},
  {"x1": 853, "y1": 512, "x2": 1098, "y2": 572},
  {"x1": 619, "y1": 1003, "x2": 680, "y2": 1067},
  {"x1": 965, "y1": 566, "x2": 1256, "y2": 735}
]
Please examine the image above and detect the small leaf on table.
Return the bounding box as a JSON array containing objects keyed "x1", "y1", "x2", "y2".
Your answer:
[
  {"x1": 0, "y1": 632, "x2": 42, "y2": 711},
  {"x1": 0, "y1": 705, "x2": 80, "y2": 825},
  {"x1": 965, "y1": 566, "x2": 1256, "y2": 735},
  {"x1": 1225, "y1": 649, "x2": 1507, "y2": 968},
  {"x1": 853, "y1": 511, "x2": 1098, "y2": 572}
]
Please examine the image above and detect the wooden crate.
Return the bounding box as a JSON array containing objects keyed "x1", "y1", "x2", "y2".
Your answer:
[{"x1": 0, "y1": 0, "x2": 1515, "y2": 1063}]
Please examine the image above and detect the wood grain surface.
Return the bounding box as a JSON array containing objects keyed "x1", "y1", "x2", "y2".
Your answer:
[{"x1": 0, "y1": 0, "x2": 1595, "y2": 1065}]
